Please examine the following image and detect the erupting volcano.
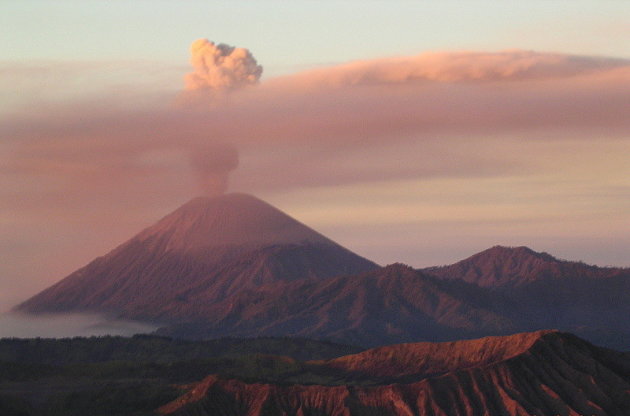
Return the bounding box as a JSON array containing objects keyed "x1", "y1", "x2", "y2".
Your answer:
[{"x1": 15, "y1": 193, "x2": 378, "y2": 322}]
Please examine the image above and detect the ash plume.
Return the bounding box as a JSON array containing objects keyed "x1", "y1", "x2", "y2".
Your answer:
[
  {"x1": 185, "y1": 39, "x2": 263, "y2": 92},
  {"x1": 190, "y1": 143, "x2": 239, "y2": 196}
]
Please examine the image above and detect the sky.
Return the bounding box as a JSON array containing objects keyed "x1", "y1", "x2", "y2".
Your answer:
[{"x1": 1, "y1": 0, "x2": 630, "y2": 313}]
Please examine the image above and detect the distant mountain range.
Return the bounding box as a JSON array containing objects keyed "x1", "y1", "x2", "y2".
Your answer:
[
  {"x1": 154, "y1": 264, "x2": 514, "y2": 346},
  {"x1": 15, "y1": 193, "x2": 630, "y2": 350},
  {"x1": 423, "y1": 244, "x2": 628, "y2": 287}
]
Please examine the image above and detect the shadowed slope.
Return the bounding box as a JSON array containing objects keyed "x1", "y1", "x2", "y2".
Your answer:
[
  {"x1": 160, "y1": 331, "x2": 630, "y2": 416},
  {"x1": 422, "y1": 246, "x2": 630, "y2": 350},
  {"x1": 15, "y1": 193, "x2": 377, "y2": 321},
  {"x1": 157, "y1": 264, "x2": 514, "y2": 346}
]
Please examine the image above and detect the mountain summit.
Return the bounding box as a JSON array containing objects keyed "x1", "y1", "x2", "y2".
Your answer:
[
  {"x1": 134, "y1": 193, "x2": 335, "y2": 252},
  {"x1": 16, "y1": 193, "x2": 378, "y2": 321},
  {"x1": 423, "y1": 245, "x2": 625, "y2": 287}
]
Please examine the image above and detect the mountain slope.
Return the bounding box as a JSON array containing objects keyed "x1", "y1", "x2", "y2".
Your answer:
[
  {"x1": 160, "y1": 331, "x2": 630, "y2": 416},
  {"x1": 423, "y1": 245, "x2": 628, "y2": 287},
  {"x1": 157, "y1": 264, "x2": 515, "y2": 346},
  {"x1": 15, "y1": 193, "x2": 377, "y2": 321},
  {"x1": 423, "y1": 246, "x2": 630, "y2": 350}
]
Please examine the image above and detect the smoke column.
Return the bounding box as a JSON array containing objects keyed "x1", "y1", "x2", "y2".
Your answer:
[
  {"x1": 190, "y1": 143, "x2": 239, "y2": 196},
  {"x1": 183, "y1": 39, "x2": 263, "y2": 195}
]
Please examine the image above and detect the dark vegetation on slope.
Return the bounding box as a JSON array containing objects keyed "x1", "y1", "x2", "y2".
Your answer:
[
  {"x1": 0, "y1": 335, "x2": 362, "y2": 416},
  {"x1": 0, "y1": 334, "x2": 362, "y2": 364}
]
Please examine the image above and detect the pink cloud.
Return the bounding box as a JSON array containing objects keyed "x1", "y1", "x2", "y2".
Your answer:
[
  {"x1": 0, "y1": 49, "x2": 627, "y2": 209},
  {"x1": 185, "y1": 39, "x2": 262, "y2": 92},
  {"x1": 2, "y1": 50, "x2": 629, "y2": 197}
]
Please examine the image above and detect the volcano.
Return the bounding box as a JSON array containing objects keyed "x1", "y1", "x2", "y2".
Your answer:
[{"x1": 15, "y1": 193, "x2": 378, "y2": 322}]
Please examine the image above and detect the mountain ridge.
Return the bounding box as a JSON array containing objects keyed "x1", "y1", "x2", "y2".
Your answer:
[
  {"x1": 423, "y1": 244, "x2": 629, "y2": 287},
  {"x1": 155, "y1": 263, "x2": 515, "y2": 346},
  {"x1": 159, "y1": 330, "x2": 630, "y2": 416}
]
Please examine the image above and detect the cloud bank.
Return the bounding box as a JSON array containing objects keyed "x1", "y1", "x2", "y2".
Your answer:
[
  {"x1": 4, "y1": 49, "x2": 627, "y2": 195},
  {"x1": 271, "y1": 49, "x2": 628, "y2": 87}
]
